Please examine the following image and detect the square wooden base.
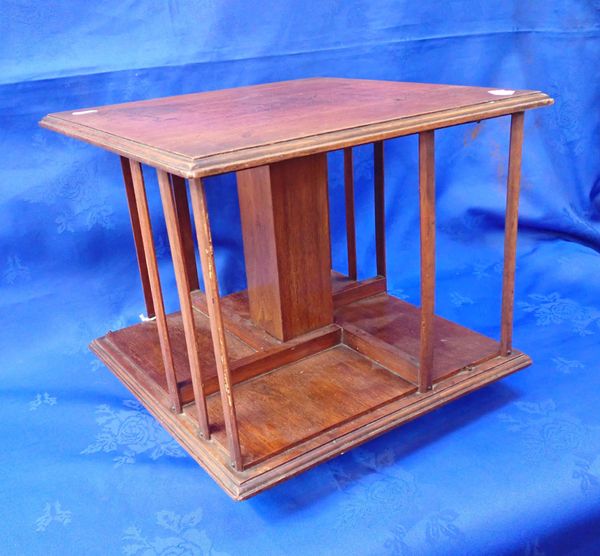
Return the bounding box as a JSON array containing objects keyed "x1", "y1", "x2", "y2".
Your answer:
[{"x1": 90, "y1": 275, "x2": 531, "y2": 500}]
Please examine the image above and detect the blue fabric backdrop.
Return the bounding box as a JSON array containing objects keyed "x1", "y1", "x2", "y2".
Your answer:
[{"x1": 1, "y1": 1, "x2": 600, "y2": 554}]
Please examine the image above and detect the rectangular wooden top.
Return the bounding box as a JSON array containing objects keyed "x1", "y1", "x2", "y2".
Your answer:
[{"x1": 40, "y1": 78, "x2": 552, "y2": 178}]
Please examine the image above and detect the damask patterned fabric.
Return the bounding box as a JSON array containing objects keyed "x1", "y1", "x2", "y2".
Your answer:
[{"x1": 1, "y1": 1, "x2": 599, "y2": 554}]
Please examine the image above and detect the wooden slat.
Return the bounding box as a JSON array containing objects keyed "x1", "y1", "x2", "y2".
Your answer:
[
  {"x1": 128, "y1": 160, "x2": 181, "y2": 412},
  {"x1": 332, "y1": 275, "x2": 387, "y2": 307},
  {"x1": 342, "y1": 323, "x2": 419, "y2": 384},
  {"x1": 418, "y1": 131, "x2": 435, "y2": 393},
  {"x1": 157, "y1": 170, "x2": 211, "y2": 436},
  {"x1": 170, "y1": 174, "x2": 200, "y2": 292},
  {"x1": 500, "y1": 112, "x2": 525, "y2": 356},
  {"x1": 192, "y1": 290, "x2": 280, "y2": 351},
  {"x1": 120, "y1": 156, "x2": 155, "y2": 318},
  {"x1": 192, "y1": 274, "x2": 387, "y2": 351},
  {"x1": 344, "y1": 147, "x2": 358, "y2": 280},
  {"x1": 189, "y1": 177, "x2": 243, "y2": 470},
  {"x1": 179, "y1": 325, "x2": 341, "y2": 402},
  {"x1": 334, "y1": 292, "x2": 501, "y2": 384},
  {"x1": 374, "y1": 141, "x2": 386, "y2": 276}
]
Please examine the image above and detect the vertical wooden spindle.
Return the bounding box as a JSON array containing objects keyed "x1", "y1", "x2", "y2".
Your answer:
[
  {"x1": 325, "y1": 160, "x2": 333, "y2": 273},
  {"x1": 170, "y1": 174, "x2": 200, "y2": 292},
  {"x1": 500, "y1": 112, "x2": 525, "y2": 356},
  {"x1": 157, "y1": 170, "x2": 211, "y2": 437},
  {"x1": 128, "y1": 160, "x2": 181, "y2": 412},
  {"x1": 344, "y1": 147, "x2": 358, "y2": 281},
  {"x1": 374, "y1": 141, "x2": 386, "y2": 276},
  {"x1": 120, "y1": 156, "x2": 155, "y2": 318},
  {"x1": 419, "y1": 131, "x2": 435, "y2": 393},
  {"x1": 189, "y1": 178, "x2": 243, "y2": 470}
]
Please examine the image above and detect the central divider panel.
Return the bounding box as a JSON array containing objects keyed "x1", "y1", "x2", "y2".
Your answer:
[{"x1": 236, "y1": 153, "x2": 333, "y2": 341}]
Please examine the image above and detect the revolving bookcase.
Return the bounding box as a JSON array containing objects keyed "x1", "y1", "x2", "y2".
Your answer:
[{"x1": 40, "y1": 78, "x2": 553, "y2": 500}]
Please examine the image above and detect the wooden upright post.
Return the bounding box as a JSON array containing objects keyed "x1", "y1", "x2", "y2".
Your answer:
[
  {"x1": 419, "y1": 131, "x2": 435, "y2": 393},
  {"x1": 120, "y1": 156, "x2": 155, "y2": 318},
  {"x1": 344, "y1": 147, "x2": 358, "y2": 281},
  {"x1": 128, "y1": 160, "x2": 182, "y2": 412},
  {"x1": 500, "y1": 112, "x2": 525, "y2": 356},
  {"x1": 157, "y1": 170, "x2": 210, "y2": 437},
  {"x1": 189, "y1": 178, "x2": 243, "y2": 470},
  {"x1": 374, "y1": 141, "x2": 386, "y2": 277},
  {"x1": 170, "y1": 174, "x2": 200, "y2": 292}
]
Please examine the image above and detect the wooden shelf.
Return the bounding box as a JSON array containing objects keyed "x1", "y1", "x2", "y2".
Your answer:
[
  {"x1": 91, "y1": 276, "x2": 530, "y2": 499},
  {"x1": 92, "y1": 307, "x2": 529, "y2": 499},
  {"x1": 205, "y1": 344, "x2": 415, "y2": 467}
]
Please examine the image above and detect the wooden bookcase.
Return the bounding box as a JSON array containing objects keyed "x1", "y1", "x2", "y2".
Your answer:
[{"x1": 40, "y1": 78, "x2": 553, "y2": 499}]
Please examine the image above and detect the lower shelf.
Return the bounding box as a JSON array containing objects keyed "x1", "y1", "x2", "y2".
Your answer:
[
  {"x1": 205, "y1": 344, "x2": 415, "y2": 467},
  {"x1": 90, "y1": 281, "x2": 532, "y2": 500}
]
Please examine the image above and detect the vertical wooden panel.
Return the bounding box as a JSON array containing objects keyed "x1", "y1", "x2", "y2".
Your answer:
[
  {"x1": 189, "y1": 178, "x2": 243, "y2": 470},
  {"x1": 374, "y1": 141, "x2": 386, "y2": 276},
  {"x1": 237, "y1": 154, "x2": 333, "y2": 341},
  {"x1": 128, "y1": 160, "x2": 182, "y2": 412},
  {"x1": 266, "y1": 155, "x2": 333, "y2": 340},
  {"x1": 344, "y1": 147, "x2": 358, "y2": 281},
  {"x1": 418, "y1": 131, "x2": 435, "y2": 393},
  {"x1": 170, "y1": 174, "x2": 200, "y2": 292},
  {"x1": 500, "y1": 112, "x2": 525, "y2": 356},
  {"x1": 157, "y1": 170, "x2": 211, "y2": 437},
  {"x1": 120, "y1": 156, "x2": 155, "y2": 318},
  {"x1": 236, "y1": 165, "x2": 283, "y2": 338}
]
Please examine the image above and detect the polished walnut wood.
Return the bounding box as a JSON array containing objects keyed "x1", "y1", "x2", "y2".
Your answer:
[{"x1": 42, "y1": 78, "x2": 553, "y2": 500}]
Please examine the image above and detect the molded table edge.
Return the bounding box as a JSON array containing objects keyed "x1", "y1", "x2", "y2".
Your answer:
[{"x1": 39, "y1": 91, "x2": 553, "y2": 179}]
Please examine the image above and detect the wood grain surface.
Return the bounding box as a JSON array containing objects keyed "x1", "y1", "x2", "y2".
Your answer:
[
  {"x1": 237, "y1": 153, "x2": 333, "y2": 340},
  {"x1": 335, "y1": 293, "x2": 501, "y2": 382},
  {"x1": 40, "y1": 78, "x2": 552, "y2": 178},
  {"x1": 206, "y1": 344, "x2": 416, "y2": 466},
  {"x1": 65, "y1": 77, "x2": 550, "y2": 497}
]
